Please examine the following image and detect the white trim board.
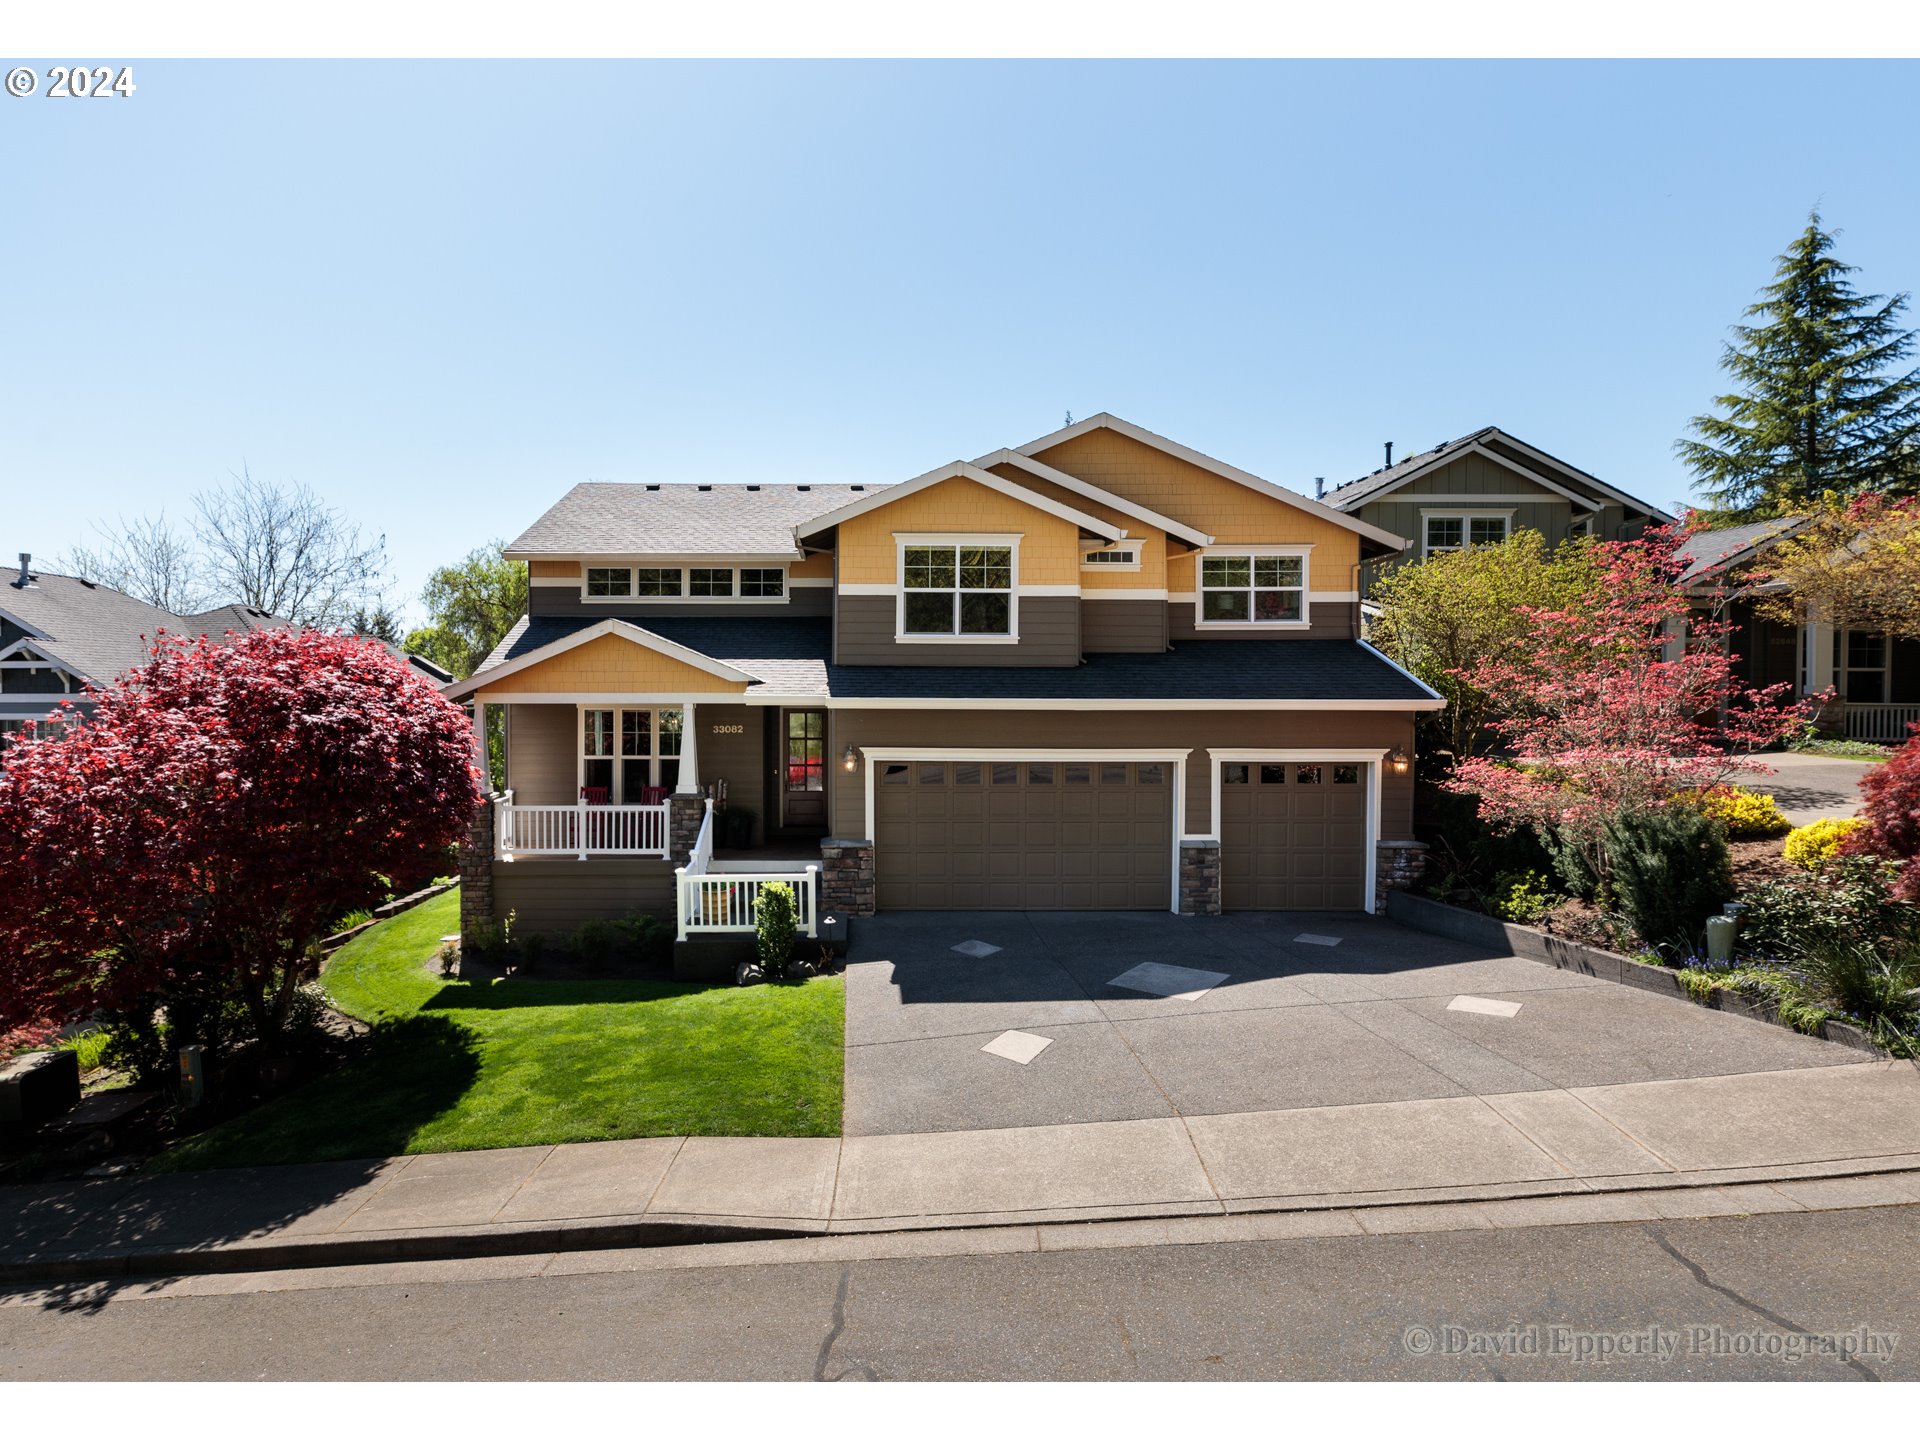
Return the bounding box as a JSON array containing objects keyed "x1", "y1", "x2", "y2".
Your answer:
[
  {"x1": 1014, "y1": 412, "x2": 1408, "y2": 552},
  {"x1": 975, "y1": 447, "x2": 1215, "y2": 548},
  {"x1": 793, "y1": 460, "x2": 1125, "y2": 545},
  {"x1": 442, "y1": 618, "x2": 758, "y2": 701},
  {"x1": 469, "y1": 693, "x2": 1447, "y2": 712},
  {"x1": 858, "y1": 746, "x2": 1192, "y2": 915}
]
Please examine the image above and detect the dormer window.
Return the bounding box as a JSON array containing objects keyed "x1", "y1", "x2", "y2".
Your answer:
[
  {"x1": 586, "y1": 567, "x2": 632, "y2": 597},
  {"x1": 636, "y1": 568, "x2": 683, "y2": 597},
  {"x1": 898, "y1": 538, "x2": 1017, "y2": 641},
  {"x1": 689, "y1": 568, "x2": 733, "y2": 598},
  {"x1": 577, "y1": 565, "x2": 787, "y2": 603}
]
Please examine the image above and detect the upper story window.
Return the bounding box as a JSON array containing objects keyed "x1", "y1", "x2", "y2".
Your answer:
[
  {"x1": 900, "y1": 541, "x2": 1015, "y2": 639},
  {"x1": 586, "y1": 566, "x2": 632, "y2": 597},
  {"x1": 1423, "y1": 513, "x2": 1510, "y2": 557},
  {"x1": 578, "y1": 565, "x2": 787, "y2": 603},
  {"x1": 1082, "y1": 545, "x2": 1141, "y2": 571},
  {"x1": 1199, "y1": 552, "x2": 1306, "y2": 625}
]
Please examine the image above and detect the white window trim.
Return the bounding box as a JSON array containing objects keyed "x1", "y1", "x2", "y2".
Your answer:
[
  {"x1": 1081, "y1": 544, "x2": 1142, "y2": 573},
  {"x1": 1419, "y1": 509, "x2": 1515, "y2": 559},
  {"x1": 576, "y1": 704, "x2": 686, "y2": 800},
  {"x1": 858, "y1": 746, "x2": 1191, "y2": 914},
  {"x1": 578, "y1": 565, "x2": 791, "y2": 605},
  {"x1": 1208, "y1": 748, "x2": 1387, "y2": 913},
  {"x1": 894, "y1": 534, "x2": 1022, "y2": 645},
  {"x1": 1193, "y1": 545, "x2": 1313, "y2": 631}
]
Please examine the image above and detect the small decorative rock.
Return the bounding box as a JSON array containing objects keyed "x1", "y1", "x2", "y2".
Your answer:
[{"x1": 735, "y1": 961, "x2": 765, "y2": 987}]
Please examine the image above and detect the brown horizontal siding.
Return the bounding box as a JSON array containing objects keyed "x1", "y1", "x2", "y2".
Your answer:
[
  {"x1": 529, "y1": 587, "x2": 832, "y2": 619},
  {"x1": 1168, "y1": 600, "x2": 1358, "y2": 642},
  {"x1": 505, "y1": 703, "x2": 577, "y2": 805},
  {"x1": 1080, "y1": 597, "x2": 1168, "y2": 654},
  {"x1": 835, "y1": 594, "x2": 1081, "y2": 667},
  {"x1": 831, "y1": 709, "x2": 1417, "y2": 840},
  {"x1": 492, "y1": 858, "x2": 674, "y2": 935}
]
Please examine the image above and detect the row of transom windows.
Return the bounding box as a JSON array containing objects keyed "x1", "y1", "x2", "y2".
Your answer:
[{"x1": 585, "y1": 566, "x2": 786, "y2": 599}]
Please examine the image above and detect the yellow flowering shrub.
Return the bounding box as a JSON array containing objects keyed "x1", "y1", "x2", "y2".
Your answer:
[
  {"x1": 1782, "y1": 817, "x2": 1864, "y2": 870},
  {"x1": 1685, "y1": 785, "x2": 1793, "y2": 839}
]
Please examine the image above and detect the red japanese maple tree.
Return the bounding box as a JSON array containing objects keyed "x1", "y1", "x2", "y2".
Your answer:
[
  {"x1": 1851, "y1": 725, "x2": 1920, "y2": 899},
  {"x1": 0, "y1": 627, "x2": 479, "y2": 1048},
  {"x1": 1447, "y1": 526, "x2": 1817, "y2": 880}
]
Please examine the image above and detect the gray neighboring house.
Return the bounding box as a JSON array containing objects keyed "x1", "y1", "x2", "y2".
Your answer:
[
  {"x1": 1, "y1": 551, "x2": 450, "y2": 753},
  {"x1": 1322, "y1": 426, "x2": 1671, "y2": 593}
]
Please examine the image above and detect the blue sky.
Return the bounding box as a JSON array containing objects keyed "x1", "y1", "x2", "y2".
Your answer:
[{"x1": 4, "y1": 59, "x2": 1917, "y2": 623}]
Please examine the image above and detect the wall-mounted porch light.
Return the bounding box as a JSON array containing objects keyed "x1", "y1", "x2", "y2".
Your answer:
[
  {"x1": 1389, "y1": 748, "x2": 1411, "y2": 776},
  {"x1": 842, "y1": 744, "x2": 860, "y2": 773}
]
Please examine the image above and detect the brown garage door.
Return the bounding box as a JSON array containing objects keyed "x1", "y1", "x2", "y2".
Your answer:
[
  {"x1": 875, "y1": 759, "x2": 1173, "y2": 910},
  {"x1": 1221, "y1": 761, "x2": 1367, "y2": 910}
]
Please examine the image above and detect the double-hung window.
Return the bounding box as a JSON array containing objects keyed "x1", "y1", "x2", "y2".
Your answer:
[
  {"x1": 581, "y1": 707, "x2": 683, "y2": 799},
  {"x1": 1199, "y1": 553, "x2": 1306, "y2": 624},
  {"x1": 1424, "y1": 514, "x2": 1509, "y2": 556},
  {"x1": 901, "y1": 542, "x2": 1014, "y2": 638}
]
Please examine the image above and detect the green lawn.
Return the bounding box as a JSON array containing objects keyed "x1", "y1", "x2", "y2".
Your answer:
[{"x1": 156, "y1": 889, "x2": 843, "y2": 1170}]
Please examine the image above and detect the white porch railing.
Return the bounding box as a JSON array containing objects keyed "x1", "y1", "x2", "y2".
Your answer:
[
  {"x1": 1844, "y1": 704, "x2": 1920, "y2": 744},
  {"x1": 674, "y1": 800, "x2": 819, "y2": 940},
  {"x1": 495, "y1": 793, "x2": 671, "y2": 859}
]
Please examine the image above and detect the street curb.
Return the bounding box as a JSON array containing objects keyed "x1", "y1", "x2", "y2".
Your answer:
[
  {"x1": 1384, "y1": 891, "x2": 1888, "y2": 1057},
  {"x1": 11, "y1": 1156, "x2": 1920, "y2": 1287}
]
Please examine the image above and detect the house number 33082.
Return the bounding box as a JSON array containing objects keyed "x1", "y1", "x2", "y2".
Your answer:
[{"x1": 710, "y1": 724, "x2": 744, "y2": 734}]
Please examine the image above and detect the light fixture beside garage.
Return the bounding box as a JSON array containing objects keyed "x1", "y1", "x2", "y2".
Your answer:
[
  {"x1": 842, "y1": 744, "x2": 860, "y2": 773},
  {"x1": 1389, "y1": 748, "x2": 1411, "y2": 775}
]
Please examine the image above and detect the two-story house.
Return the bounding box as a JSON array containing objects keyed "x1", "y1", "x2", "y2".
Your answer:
[
  {"x1": 1323, "y1": 426, "x2": 1670, "y2": 590},
  {"x1": 446, "y1": 414, "x2": 1445, "y2": 953}
]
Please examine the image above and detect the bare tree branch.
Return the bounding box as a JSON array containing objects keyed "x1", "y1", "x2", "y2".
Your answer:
[
  {"x1": 192, "y1": 468, "x2": 391, "y2": 628},
  {"x1": 60, "y1": 513, "x2": 215, "y2": 614}
]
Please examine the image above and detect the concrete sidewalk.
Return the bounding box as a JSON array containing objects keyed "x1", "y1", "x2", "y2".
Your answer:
[{"x1": 5, "y1": 1059, "x2": 1919, "y2": 1283}]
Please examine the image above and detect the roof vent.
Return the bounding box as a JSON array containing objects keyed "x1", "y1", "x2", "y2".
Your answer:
[
  {"x1": 746, "y1": 484, "x2": 761, "y2": 491},
  {"x1": 645, "y1": 484, "x2": 661, "y2": 491},
  {"x1": 797, "y1": 484, "x2": 811, "y2": 492},
  {"x1": 850, "y1": 484, "x2": 865, "y2": 492},
  {"x1": 1314, "y1": 476, "x2": 1325, "y2": 500},
  {"x1": 697, "y1": 484, "x2": 712, "y2": 492},
  {"x1": 14, "y1": 553, "x2": 29, "y2": 587},
  {"x1": 1384, "y1": 441, "x2": 1394, "y2": 468}
]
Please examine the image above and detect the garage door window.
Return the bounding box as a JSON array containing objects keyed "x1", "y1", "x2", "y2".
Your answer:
[
  {"x1": 881, "y1": 763, "x2": 910, "y2": 785},
  {"x1": 1223, "y1": 764, "x2": 1249, "y2": 784},
  {"x1": 1333, "y1": 765, "x2": 1360, "y2": 784},
  {"x1": 1137, "y1": 764, "x2": 1165, "y2": 785},
  {"x1": 1296, "y1": 765, "x2": 1322, "y2": 785},
  {"x1": 1259, "y1": 764, "x2": 1287, "y2": 784}
]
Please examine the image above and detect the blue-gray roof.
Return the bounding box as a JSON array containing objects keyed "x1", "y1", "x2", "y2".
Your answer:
[{"x1": 474, "y1": 615, "x2": 1435, "y2": 703}]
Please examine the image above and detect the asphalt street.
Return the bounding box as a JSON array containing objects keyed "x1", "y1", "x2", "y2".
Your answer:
[{"x1": 3, "y1": 1204, "x2": 1914, "y2": 1380}]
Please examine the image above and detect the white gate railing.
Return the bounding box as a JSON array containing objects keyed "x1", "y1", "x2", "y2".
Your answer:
[
  {"x1": 495, "y1": 794, "x2": 671, "y2": 858},
  {"x1": 1845, "y1": 704, "x2": 1920, "y2": 744},
  {"x1": 674, "y1": 800, "x2": 819, "y2": 940}
]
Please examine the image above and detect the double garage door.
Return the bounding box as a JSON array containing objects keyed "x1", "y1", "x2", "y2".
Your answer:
[
  {"x1": 875, "y1": 759, "x2": 1173, "y2": 910},
  {"x1": 872, "y1": 755, "x2": 1369, "y2": 912}
]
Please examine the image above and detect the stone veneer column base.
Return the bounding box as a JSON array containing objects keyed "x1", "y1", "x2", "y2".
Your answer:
[
  {"x1": 1375, "y1": 840, "x2": 1430, "y2": 914},
  {"x1": 821, "y1": 839, "x2": 876, "y2": 917},
  {"x1": 669, "y1": 796, "x2": 706, "y2": 866},
  {"x1": 1178, "y1": 838, "x2": 1221, "y2": 916},
  {"x1": 458, "y1": 797, "x2": 496, "y2": 950}
]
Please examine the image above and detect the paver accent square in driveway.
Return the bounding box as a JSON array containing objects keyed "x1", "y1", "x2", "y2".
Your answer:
[
  {"x1": 981, "y1": 1030, "x2": 1053, "y2": 1064},
  {"x1": 1186, "y1": 1097, "x2": 1569, "y2": 1200},
  {"x1": 951, "y1": 940, "x2": 1002, "y2": 959},
  {"x1": 1108, "y1": 961, "x2": 1229, "y2": 1000},
  {"x1": 834, "y1": 1118, "x2": 1216, "y2": 1222},
  {"x1": 648, "y1": 1137, "x2": 840, "y2": 1221},
  {"x1": 1449, "y1": 995, "x2": 1523, "y2": 1018},
  {"x1": 1293, "y1": 933, "x2": 1342, "y2": 947}
]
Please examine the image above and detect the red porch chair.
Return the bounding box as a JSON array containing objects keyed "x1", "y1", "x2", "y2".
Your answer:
[
  {"x1": 638, "y1": 785, "x2": 670, "y2": 806},
  {"x1": 579, "y1": 785, "x2": 610, "y2": 805}
]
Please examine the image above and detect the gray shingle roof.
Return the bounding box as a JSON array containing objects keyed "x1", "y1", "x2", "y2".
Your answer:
[
  {"x1": 1324, "y1": 428, "x2": 1502, "y2": 509},
  {"x1": 1672, "y1": 516, "x2": 1809, "y2": 585},
  {"x1": 505, "y1": 482, "x2": 888, "y2": 558},
  {"x1": 472, "y1": 615, "x2": 1434, "y2": 704},
  {"x1": 0, "y1": 565, "x2": 178, "y2": 682}
]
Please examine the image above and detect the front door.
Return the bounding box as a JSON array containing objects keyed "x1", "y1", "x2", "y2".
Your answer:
[{"x1": 782, "y1": 709, "x2": 828, "y2": 829}]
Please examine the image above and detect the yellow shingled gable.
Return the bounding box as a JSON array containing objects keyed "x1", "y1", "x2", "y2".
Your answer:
[
  {"x1": 476, "y1": 633, "x2": 749, "y2": 697},
  {"x1": 836, "y1": 476, "x2": 1083, "y2": 586}
]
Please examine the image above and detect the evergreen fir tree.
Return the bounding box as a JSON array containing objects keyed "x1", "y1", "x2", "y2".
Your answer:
[{"x1": 1678, "y1": 213, "x2": 1920, "y2": 520}]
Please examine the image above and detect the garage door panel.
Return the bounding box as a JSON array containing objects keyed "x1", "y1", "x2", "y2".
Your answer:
[
  {"x1": 1221, "y1": 764, "x2": 1369, "y2": 912},
  {"x1": 875, "y1": 758, "x2": 1171, "y2": 910}
]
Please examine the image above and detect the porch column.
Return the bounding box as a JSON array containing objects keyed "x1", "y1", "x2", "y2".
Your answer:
[
  {"x1": 677, "y1": 701, "x2": 700, "y2": 795},
  {"x1": 472, "y1": 701, "x2": 490, "y2": 792}
]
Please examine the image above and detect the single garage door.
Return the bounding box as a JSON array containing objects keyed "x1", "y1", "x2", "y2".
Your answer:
[
  {"x1": 875, "y1": 759, "x2": 1173, "y2": 910},
  {"x1": 1221, "y1": 761, "x2": 1367, "y2": 910}
]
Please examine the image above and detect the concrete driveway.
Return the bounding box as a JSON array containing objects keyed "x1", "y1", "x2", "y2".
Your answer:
[
  {"x1": 842, "y1": 911, "x2": 1862, "y2": 1136},
  {"x1": 1748, "y1": 750, "x2": 1878, "y2": 825}
]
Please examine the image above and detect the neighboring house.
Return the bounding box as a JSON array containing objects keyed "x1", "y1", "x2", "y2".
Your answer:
[
  {"x1": 1322, "y1": 427, "x2": 1670, "y2": 591},
  {"x1": 1675, "y1": 519, "x2": 1920, "y2": 744},
  {"x1": 0, "y1": 553, "x2": 451, "y2": 753},
  {"x1": 444, "y1": 413, "x2": 1445, "y2": 948}
]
